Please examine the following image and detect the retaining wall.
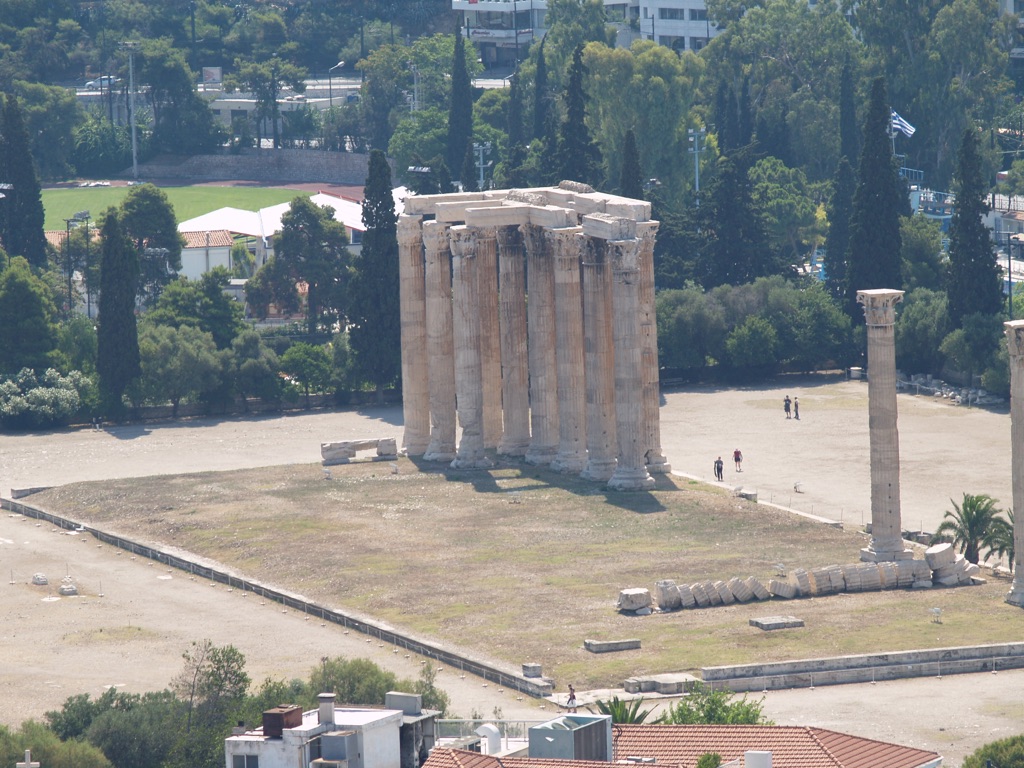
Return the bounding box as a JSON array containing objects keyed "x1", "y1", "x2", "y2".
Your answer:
[
  {"x1": 1, "y1": 498, "x2": 553, "y2": 698},
  {"x1": 702, "y1": 643, "x2": 1024, "y2": 691}
]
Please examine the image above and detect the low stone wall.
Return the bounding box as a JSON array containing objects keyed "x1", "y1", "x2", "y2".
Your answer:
[
  {"x1": 1, "y1": 497, "x2": 553, "y2": 698},
  {"x1": 131, "y1": 148, "x2": 373, "y2": 185},
  {"x1": 701, "y1": 643, "x2": 1024, "y2": 691}
]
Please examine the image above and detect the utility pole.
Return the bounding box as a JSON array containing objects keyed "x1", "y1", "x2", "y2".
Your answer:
[
  {"x1": 120, "y1": 41, "x2": 140, "y2": 180},
  {"x1": 474, "y1": 142, "x2": 492, "y2": 190},
  {"x1": 688, "y1": 127, "x2": 706, "y2": 206}
]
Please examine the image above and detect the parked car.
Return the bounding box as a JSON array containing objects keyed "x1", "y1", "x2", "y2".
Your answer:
[{"x1": 85, "y1": 76, "x2": 120, "y2": 89}]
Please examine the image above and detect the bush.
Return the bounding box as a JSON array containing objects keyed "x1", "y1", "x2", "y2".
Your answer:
[{"x1": 0, "y1": 368, "x2": 95, "y2": 430}]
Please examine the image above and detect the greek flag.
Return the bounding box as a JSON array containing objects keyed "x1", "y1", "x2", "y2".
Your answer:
[{"x1": 891, "y1": 110, "x2": 916, "y2": 138}]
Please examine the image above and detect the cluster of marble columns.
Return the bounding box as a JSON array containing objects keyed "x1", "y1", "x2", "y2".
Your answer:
[{"x1": 396, "y1": 183, "x2": 670, "y2": 491}]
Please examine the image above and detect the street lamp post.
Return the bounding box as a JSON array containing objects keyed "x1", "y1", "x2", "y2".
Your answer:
[
  {"x1": 63, "y1": 210, "x2": 90, "y2": 319},
  {"x1": 688, "y1": 127, "x2": 706, "y2": 207},
  {"x1": 328, "y1": 60, "x2": 345, "y2": 108},
  {"x1": 0, "y1": 182, "x2": 11, "y2": 269},
  {"x1": 119, "y1": 41, "x2": 140, "y2": 180}
]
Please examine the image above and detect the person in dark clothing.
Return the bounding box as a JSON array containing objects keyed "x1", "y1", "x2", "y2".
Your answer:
[{"x1": 714, "y1": 456, "x2": 724, "y2": 481}]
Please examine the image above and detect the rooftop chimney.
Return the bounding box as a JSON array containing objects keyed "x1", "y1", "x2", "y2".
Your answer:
[{"x1": 318, "y1": 693, "x2": 336, "y2": 726}]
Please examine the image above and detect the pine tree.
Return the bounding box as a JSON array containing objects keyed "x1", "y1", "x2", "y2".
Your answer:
[
  {"x1": 619, "y1": 128, "x2": 643, "y2": 199},
  {"x1": 946, "y1": 127, "x2": 1002, "y2": 328},
  {"x1": 503, "y1": 72, "x2": 529, "y2": 188},
  {"x1": 533, "y1": 39, "x2": 549, "y2": 142},
  {"x1": 0, "y1": 256, "x2": 58, "y2": 374},
  {"x1": 555, "y1": 45, "x2": 602, "y2": 186},
  {"x1": 825, "y1": 157, "x2": 855, "y2": 301},
  {"x1": 844, "y1": 77, "x2": 903, "y2": 318},
  {"x1": 348, "y1": 150, "x2": 401, "y2": 401},
  {"x1": 0, "y1": 94, "x2": 47, "y2": 270},
  {"x1": 447, "y1": 23, "x2": 474, "y2": 176},
  {"x1": 97, "y1": 208, "x2": 141, "y2": 416},
  {"x1": 839, "y1": 63, "x2": 859, "y2": 165}
]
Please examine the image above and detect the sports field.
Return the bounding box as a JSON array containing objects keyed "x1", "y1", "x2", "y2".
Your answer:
[{"x1": 41, "y1": 185, "x2": 311, "y2": 230}]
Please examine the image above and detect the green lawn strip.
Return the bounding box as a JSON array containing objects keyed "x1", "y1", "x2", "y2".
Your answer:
[
  {"x1": 42, "y1": 186, "x2": 311, "y2": 230},
  {"x1": 29, "y1": 460, "x2": 1024, "y2": 692}
]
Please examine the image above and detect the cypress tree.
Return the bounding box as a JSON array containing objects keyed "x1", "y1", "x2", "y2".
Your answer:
[
  {"x1": 946, "y1": 127, "x2": 1003, "y2": 328},
  {"x1": 504, "y1": 72, "x2": 529, "y2": 188},
  {"x1": 555, "y1": 45, "x2": 602, "y2": 187},
  {"x1": 0, "y1": 94, "x2": 47, "y2": 270},
  {"x1": 620, "y1": 128, "x2": 643, "y2": 199},
  {"x1": 460, "y1": 141, "x2": 478, "y2": 192},
  {"x1": 97, "y1": 208, "x2": 141, "y2": 416},
  {"x1": 839, "y1": 63, "x2": 859, "y2": 165},
  {"x1": 844, "y1": 77, "x2": 903, "y2": 318},
  {"x1": 447, "y1": 23, "x2": 473, "y2": 176},
  {"x1": 348, "y1": 149, "x2": 401, "y2": 401},
  {"x1": 824, "y1": 156, "x2": 855, "y2": 300},
  {"x1": 533, "y1": 38, "x2": 548, "y2": 143},
  {"x1": 739, "y1": 76, "x2": 753, "y2": 147}
]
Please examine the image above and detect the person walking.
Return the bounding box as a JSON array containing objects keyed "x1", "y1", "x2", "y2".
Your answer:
[
  {"x1": 733, "y1": 448, "x2": 743, "y2": 472},
  {"x1": 794, "y1": 397, "x2": 800, "y2": 420},
  {"x1": 566, "y1": 684, "x2": 577, "y2": 712},
  {"x1": 714, "y1": 456, "x2": 724, "y2": 481},
  {"x1": 784, "y1": 395, "x2": 792, "y2": 418}
]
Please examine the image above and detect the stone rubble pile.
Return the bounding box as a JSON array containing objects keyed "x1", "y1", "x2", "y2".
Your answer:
[{"x1": 620, "y1": 550, "x2": 984, "y2": 614}]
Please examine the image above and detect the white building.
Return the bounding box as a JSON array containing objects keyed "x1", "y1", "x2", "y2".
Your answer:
[
  {"x1": 451, "y1": 0, "x2": 721, "y2": 65},
  {"x1": 225, "y1": 692, "x2": 437, "y2": 768},
  {"x1": 180, "y1": 229, "x2": 234, "y2": 280}
]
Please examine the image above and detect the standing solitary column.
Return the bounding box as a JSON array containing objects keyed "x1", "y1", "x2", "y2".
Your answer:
[
  {"x1": 581, "y1": 237, "x2": 617, "y2": 481},
  {"x1": 476, "y1": 227, "x2": 503, "y2": 449},
  {"x1": 1004, "y1": 320, "x2": 1024, "y2": 606},
  {"x1": 550, "y1": 227, "x2": 587, "y2": 473},
  {"x1": 858, "y1": 289, "x2": 911, "y2": 561},
  {"x1": 497, "y1": 225, "x2": 531, "y2": 455},
  {"x1": 523, "y1": 223, "x2": 559, "y2": 465},
  {"x1": 397, "y1": 214, "x2": 429, "y2": 455},
  {"x1": 608, "y1": 237, "x2": 655, "y2": 491},
  {"x1": 638, "y1": 221, "x2": 670, "y2": 473},
  {"x1": 422, "y1": 221, "x2": 457, "y2": 462},
  {"x1": 450, "y1": 227, "x2": 492, "y2": 469}
]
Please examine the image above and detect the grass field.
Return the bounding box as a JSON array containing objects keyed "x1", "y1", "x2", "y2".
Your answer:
[
  {"x1": 29, "y1": 459, "x2": 1024, "y2": 690},
  {"x1": 42, "y1": 185, "x2": 311, "y2": 230}
]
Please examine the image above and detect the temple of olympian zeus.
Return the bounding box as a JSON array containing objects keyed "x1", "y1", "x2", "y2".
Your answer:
[
  {"x1": 395, "y1": 181, "x2": 669, "y2": 492},
  {"x1": 859, "y1": 289, "x2": 1024, "y2": 606}
]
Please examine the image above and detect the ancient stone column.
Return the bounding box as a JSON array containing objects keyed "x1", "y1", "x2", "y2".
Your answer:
[
  {"x1": 608, "y1": 238, "x2": 655, "y2": 491},
  {"x1": 523, "y1": 223, "x2": 559, "y2": 465},
  {"x1": 1004, "y1": 320, "x2": 1024, "y2": 606},
  {"x1": 476, "y1": 227, "x2": 503, "y2": 449},
  {"x1": 397, "y1": 214, "x2": 429, "y2": 456},
  {"x1": 496, "y1": 225, "x2": 531, "y2": 456},
  {"x1": 449, "y1": 227, "x2": 492, "y2": 469},
  {"x1": 550, "y1": 227, "x2": 587, "y2": 473},
  {"x1": 581, "y1": 237, "x2": 617, "y2": 482},
  {"x1": 637, "y1": 221, "x2": 670, "y2": 474},
  {"x1": 422, "y1": 221, "x2": 457, "y2": 462},
  {"x1": 858, "y1": 289, "x2": 911, "y2": 561}
]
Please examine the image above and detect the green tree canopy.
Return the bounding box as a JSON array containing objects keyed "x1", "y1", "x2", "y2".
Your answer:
[
  {"x1": 660, "y1": 682, "x2": 770, "y2": 724},
  {"x1": 280, "y1": 341, "x2": 332, "y2": 408},
  {"x1": 145, "y1": 268, "x2": 243, "y2": 350},
  {"x1": 348, "y1": 150, "x2": 400, "y2": 397},
  {"x1": 0, "y1": 93, "x2": 47, "y2": 268},
  {"x1": 555, "y1": 45, "x2": 602, "y2": 187},
  {"x1": 0, "y1": 256, "x2": 58, "y2": 374},
  {"x1": 253, "y1": 197, "x2": 351, "y2": 336},
  {"x1": 119, "y1": 183, "x2": 183, "y2": 308},
  {"x1": 96, "y1": 208, "x2": 140, "y2": 416},
  {"x1": 136, "y1": 323, "x2": 224, "y2": 417}
]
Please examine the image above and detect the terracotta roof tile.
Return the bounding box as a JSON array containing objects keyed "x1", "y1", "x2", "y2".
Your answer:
[{"x1": 180, "y1": 229, "x2": 234, "y2": 248}]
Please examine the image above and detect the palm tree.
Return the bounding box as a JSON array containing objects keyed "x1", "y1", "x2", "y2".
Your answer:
[
  {"x1": 983, "y1": 510, "x2": 1015, "y2": 572},
  {"x1": 590, "y1": 696, "x2": 655, "y2": 724},
  {"x1": 931, "y1": 493, "x2": 1004, "y2": 564}
]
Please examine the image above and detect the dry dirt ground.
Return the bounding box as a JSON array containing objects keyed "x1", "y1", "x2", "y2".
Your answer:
[{"x1": 1, "y1": 378, "x2": 1022, "y2": 767}]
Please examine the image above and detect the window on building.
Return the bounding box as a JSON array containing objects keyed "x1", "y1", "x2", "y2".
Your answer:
[
  {"x1": 690, "y1": 8, "x2": 708, "y2": 21},
  {"x1": 350, "y1": 229, "x2": 362, "y2": 245},
  {"x1": 659, "y1": 7, "x2": 686, "y2": 20},
  {"x1": 1016, "y1": 0, "x2": 1024, "y2": 13},
  {"x1": 690, "y1": 36, "x2": 709, "y2": 50},
  {"x1": 232, "y1": 756, "x2": 258, "y2": 768}
]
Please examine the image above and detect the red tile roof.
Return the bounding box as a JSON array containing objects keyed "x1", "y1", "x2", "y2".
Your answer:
[
  {"x1": 424, "y1": 725, "x2": 941, "y2": 768},
  {"x1": 181, "y1": 229, "x2": 234, "y2": 248},
  {"x1": 612, "y1": 724, "x2": 940, "y2": 768}
]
